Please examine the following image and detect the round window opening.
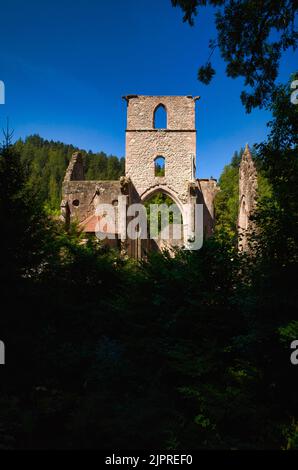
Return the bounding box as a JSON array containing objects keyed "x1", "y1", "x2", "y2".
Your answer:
[
  {"x1": 72, "y1": 199, "x2": 80, "y2": 207},
  {"x1": 112, "y1": 199, "x2": 118, "y2": 206}
]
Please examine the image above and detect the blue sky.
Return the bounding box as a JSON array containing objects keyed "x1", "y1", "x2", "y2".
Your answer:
[{"x1": 0, "y1": 0, "x2": 297, "y2": 179}]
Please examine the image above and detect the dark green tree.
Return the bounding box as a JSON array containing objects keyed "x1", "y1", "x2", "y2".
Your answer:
[{"x1": 172, "y1": 0, "x2": 298, "y2": 111}]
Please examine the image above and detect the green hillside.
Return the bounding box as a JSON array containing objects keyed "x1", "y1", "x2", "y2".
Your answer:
[{"x1": 14, "y1": 135, "x2": 125, "y2": 211}]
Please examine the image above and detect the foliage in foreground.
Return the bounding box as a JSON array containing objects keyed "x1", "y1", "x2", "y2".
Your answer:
[{"x1": 0, "y1": 79, "x2": 297, "y2": 449}]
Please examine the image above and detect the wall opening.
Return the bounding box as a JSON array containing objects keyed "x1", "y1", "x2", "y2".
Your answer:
[
  {"x1": 153, "y1": 104, "x2": 167, "y2": 129},
  {"x1": 154, "y1": 156, "x2": 165, "y2": 177},
  {"x1": 0, "y1": 81, "x2": 5, "y2": 105},
  {"x1": 143, "y1": 190, "x2": 184, "y2": 251}
]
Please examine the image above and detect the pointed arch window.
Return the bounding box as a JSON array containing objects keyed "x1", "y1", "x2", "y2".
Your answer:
[
  {"x1": 154, "y1": 156, "x2": 165, "y2": 177},
  {"x1": 153, "y1": 104, "x2": 167, "y2": 129}
]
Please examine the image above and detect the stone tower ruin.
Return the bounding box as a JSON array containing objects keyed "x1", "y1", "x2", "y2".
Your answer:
[{"x1": 238, "y1": 144, "x2": 258, "y2": 251}]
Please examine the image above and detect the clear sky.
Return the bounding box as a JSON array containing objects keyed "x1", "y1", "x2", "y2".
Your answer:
[{"x1": 0, "y1": 0, "x2": 297, "y2": 179}]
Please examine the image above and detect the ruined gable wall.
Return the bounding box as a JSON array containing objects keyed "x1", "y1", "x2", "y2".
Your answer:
[
  {"x1": 238, "y1": 145, "x2": 258, "y2": 250},
  {"x1": 198, "y1": 179, "x2": 219, "y2": 237},
  {"x1": 62, "y1": 152, "x2": 122, "y2": 223},
  {"x1": 62, "y1": 180, "x2": 121, "y2": 223},
  {"x1": 63, "y1": 151, "x2": 85, "y2": 182}
]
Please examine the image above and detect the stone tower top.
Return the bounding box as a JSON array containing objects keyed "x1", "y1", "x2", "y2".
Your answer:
[
  {"x1": 123, "y1": 95, "x2": 199, "y2": 131},
  {"x1": 242, "y1": 143, "x2": 254, "y2": 162}
]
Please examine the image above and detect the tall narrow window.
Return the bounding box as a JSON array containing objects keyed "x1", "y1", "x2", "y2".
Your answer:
[
  {"x1": 154, "y1": 156, "x2": 165, "y2": 177},
  {"x1": 153, "y1": 104, "x2": 167, "y2": 129}
]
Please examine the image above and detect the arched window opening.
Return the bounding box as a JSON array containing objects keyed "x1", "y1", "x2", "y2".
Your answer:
[
  {"x1": 154, "y1": 156, "x2": 165, "y2": 177},
  {"x1": 143, "y1": 191, "x2": 183, "y2": 247},
  {"x1": 153, "y1": 104, "x2": 167, "y2": 129}
]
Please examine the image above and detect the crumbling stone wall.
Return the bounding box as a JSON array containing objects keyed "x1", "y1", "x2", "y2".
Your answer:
[
  {"x1": 62, "y1": 180, "x2": 122, "y2": 224},
  {"x1": 198, "y1": 178, "x2": 220, "y2": 237},
  {"x1": 238, "y1": 144, "x2": 258, "y2": 251},
  {"x1": 63, "y1": 151, "x2": 84, "y2": 182},
  {"x1": 61, "y1": 152, "x2": 123, "y2": 225}
]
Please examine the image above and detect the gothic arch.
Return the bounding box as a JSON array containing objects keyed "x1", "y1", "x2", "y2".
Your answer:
[
  {"x1": 141, "y1": 186, "x2": 185, "y2": 251},
  {"x1": 141, "y1": 185, "x2": 184, "y2": 215}
]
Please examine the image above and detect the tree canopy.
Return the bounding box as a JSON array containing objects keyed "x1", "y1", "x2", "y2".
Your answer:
[{"x1": 172, "y1": 0, "x2": 298, "y2": 111}]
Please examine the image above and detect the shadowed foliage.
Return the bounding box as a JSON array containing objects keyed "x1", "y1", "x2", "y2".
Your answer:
[{"x1": 0, "y1": 76, "x2": 297, "y2": 449}]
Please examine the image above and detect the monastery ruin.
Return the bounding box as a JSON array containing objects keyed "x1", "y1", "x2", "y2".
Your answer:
[{"x1": 61, "y1": 95, "x2": 257, "y2": 256}]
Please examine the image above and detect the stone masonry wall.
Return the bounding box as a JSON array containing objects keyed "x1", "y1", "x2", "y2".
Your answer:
[
  {"x1": 126, "y1": 131, "x2": 196, "y2": 203},
  {"x1": 63, "y1": 151, "x2": 84, "y2": 182},
  {"x1": 126, "y1": 95, "x2": 196, "y2": 130},
  {"x1": 198, "y1": 178, "x2": 219, "y2": 237},
  {"x1": 62, "y1": 180, "x2": 121, "y2": 223}
]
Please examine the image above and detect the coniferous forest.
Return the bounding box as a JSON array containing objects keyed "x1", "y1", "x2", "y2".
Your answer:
[
  {"x1": 0, "y1": 78, "x2": 297, "y2": 449},
  {"x1": 14, "y1": 135, "x2": 125, "y2": 212}
]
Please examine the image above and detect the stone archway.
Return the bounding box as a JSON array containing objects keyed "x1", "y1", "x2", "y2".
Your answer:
[
  {"x1": 141, "y1": 184, "x2": 184, "y2": 214},
  {"x1": 141, "y1": 187, "x2": 185, "y2": 255}
]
